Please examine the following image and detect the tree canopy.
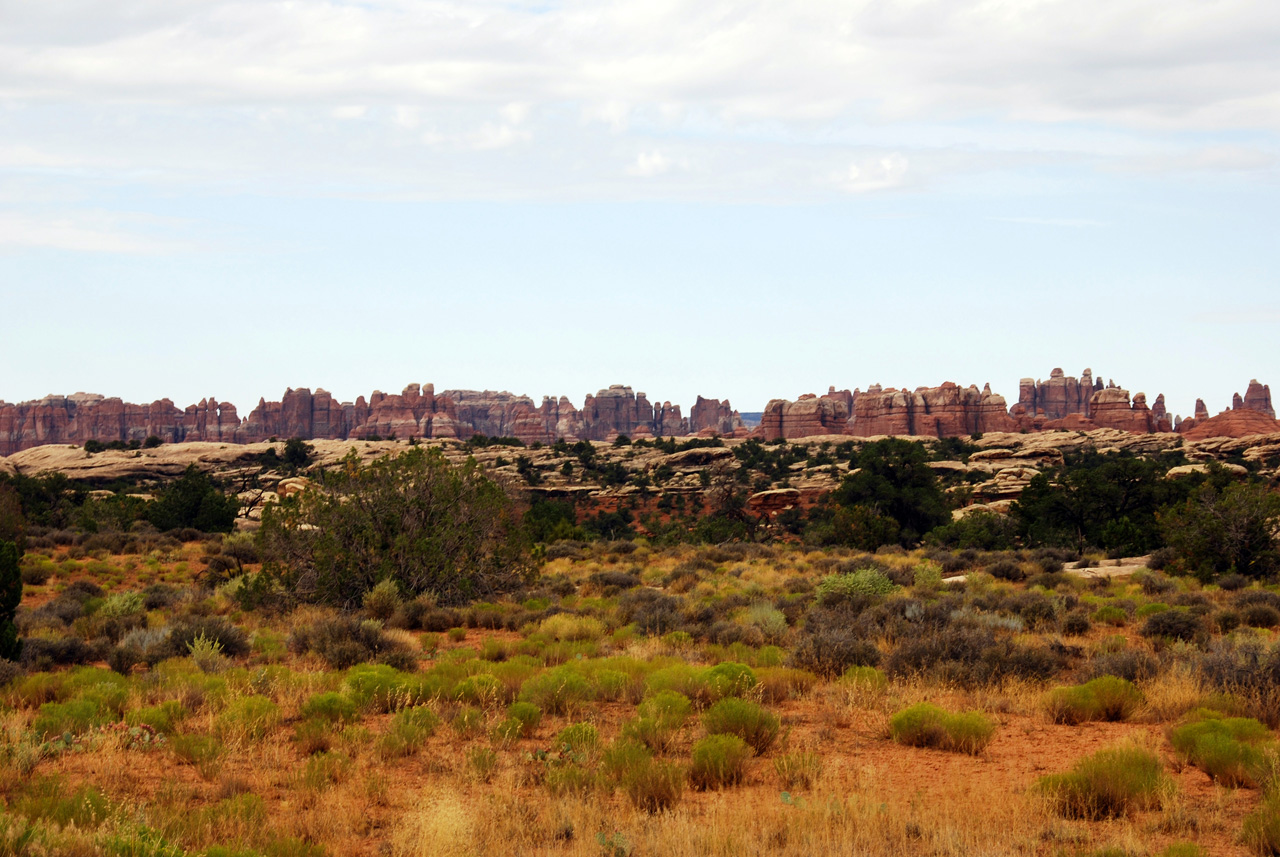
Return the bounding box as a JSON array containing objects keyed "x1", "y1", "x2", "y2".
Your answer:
[{"x1": 259, "y1": 447, "x2": 532, "y2": 607}]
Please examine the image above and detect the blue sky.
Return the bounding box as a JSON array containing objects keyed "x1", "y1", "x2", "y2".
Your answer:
[{"x1": 1, "y1": 0, "x2": 1277, "y2": 421}]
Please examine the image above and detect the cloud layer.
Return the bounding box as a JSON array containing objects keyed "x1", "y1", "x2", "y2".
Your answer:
[{"x1": 0, "y1": 0, "x2": 1275, "y2": 216}]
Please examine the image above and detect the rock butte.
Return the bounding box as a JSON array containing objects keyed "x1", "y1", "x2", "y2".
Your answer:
[{"x1": 0, "y1": 369, "x2": 1275, "y2": 455}]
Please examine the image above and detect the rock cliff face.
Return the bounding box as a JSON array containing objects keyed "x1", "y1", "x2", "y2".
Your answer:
[
  {"x1": 689, "y1": 396, "x2": 745, "y2": 436},
  {"x1": 1182, "y1": 409, "x2": 1280, "y2": 440},
  {"x1": 1018, "y1": 368, "x2": 1100, "y2": 420},
  {"x1": 849, "y1": 382, "x2": 1016, "y2": 437},
  {"x1": 759, "y1": 394, "x2": 850, "y2": 440},
  {"x1": 1240, "y1": 380, "x2": 1275, "y2": 418}
]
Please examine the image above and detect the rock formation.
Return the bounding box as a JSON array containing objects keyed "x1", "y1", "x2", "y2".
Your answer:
[
  {"x1": 849, "y1": 382, "x2": 1016, "y2": 437},
  {"x1": 2, "y1": 372, "x2": 1273, "y2": 453},
  {"x1": 1240, "y1": 380, "x2": 1275, "y2": 418},
  {"x1": 689, "y1": 396, "x2": 745, "y2": 436},
  {"x1": 759, "y1": 394, "x2": 850, "y2": 440},
  {"x1": 1182, "y1": 409, "x2": 1280, "y2": 440},
  {"x1": 1018, "y1": 368, "x2": 1100, "y2": 420}
]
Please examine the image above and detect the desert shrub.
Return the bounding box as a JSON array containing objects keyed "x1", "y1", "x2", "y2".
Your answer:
[
  {"x1": 1142, "y1": 610, "x2": 1204, "y2": 643},
  {"x1": 20, "y1": 562, "x2": 50, "y2": 586},
  {"x1": 1085, "y1": 647, "x2": 1161, "y2": 683},
  {"x1": 618, "y1": 589, "x2": 684, "y2": 636},
  {"x1": 1169, "y1": 710, "x2": 1274, "y2": 787},
  {"x1": 702, "y1": 697, "x2": 779, "y2": 753},
  {"x1": 588, "y1": 570, "x2": 641, "y2": 592},
  {"x1": 689, "y1": 734, "x2": 750, "y2": 790},
  {"x1": 32, "y1": 697, "x2": 112, "y2": 738},
  {"x1": 539, "y1": 613, "x2": 606, "y2": 642},
  {"x1": 519, "y1": 666, "x2": 593, "y2": 715},
  {"x1": 815, "y1": 568, "x2": 897, "y2": 606},
  {"x1": 377, "y1": 706, "x2": 440, "y2": 758},
  {"x1": 216, "y1": 695, "x2": 280, "y2": 742},
  {"x1": 362, "y1": 579, "x2": 403, "y2": 621},
  {"x1": 1044, "y1": 676, "x2": 1143, "y2": 725},
  {"x1": 451, "y1": 706, "x2": 486, "y2": 738},
  {"x1": 1037, "y1": 745, "x2": 1170, "y2": 820},
  {"x1": 505, "y1": 701, "x2": 541, "y2": 736},
  {"x1": 988, "y1": 559, "x2": 1025, "y2": 582},
  {"x1": 467, "y1": 746, "x2": 499, "y2": 782},
  {"x1": 126, "y1": 701, "x2": 185, "y2": 734},
  {"x1": 19, "y1": 636, "x2": 98, "y2": 670},
  {"x1": 0, "y1": 657, "x2": 21, "y2": 688},
  {"x1": 344, "y1": 663, "x2": 426, "y2": 712},
  {"x1": 1093, "y1": 604, "x2": 1128, "y2": 626},
  {"x1": 1243, "y1": 790, "x2": 1280, "y2": 855},
  {"x1": 1063, "y1": 610, "x2": 1093, "y2": 636},
  {"x1": 158, "y1": 616, "x2": 250, "y2": 661},
  {"x1": 888, "y1": 703, "x2": 995, "y2": 755},
  {"x1": 886, "y1": 626, "x2": 1063, "y2": 687},
  {"x1": 756, "y1": 666, "x2": 819, "y2": 703},
  {"x1": 703, "y1": 662, "x2": 757, "y2": 701},
  {"x1": 453, "y1": 673, "x2": 506, "y2": 708},
  {"x1": 789, "y1": 625, "x2": 881, "y2": 678},
  {"x1": 622, "y1": 757, "x2": 684, "y2": 814},
  {"x1": 300, "y1": 692, "x2": 358, "y2": 724},
  {"x1": 1243, "y1": 605, "x2": 1280, "y2": 629},
  {"x1": 623, "y1": 691, "x2": 692, "y2": 752},
  {"x1": 287, "y1": 614, "x2": 411, "y2": 670},
  {"x1": 1218, "y1": 573, "x2": 1250, "y2": 592}
]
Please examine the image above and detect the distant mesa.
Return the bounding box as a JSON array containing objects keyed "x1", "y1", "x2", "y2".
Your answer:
[{"x1": 1, "y1": 369, "x2": 1275, "y2": 455}]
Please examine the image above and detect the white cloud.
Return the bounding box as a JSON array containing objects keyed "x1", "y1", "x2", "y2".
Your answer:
[
  {"x1": 0, "y1": 211, "x2": 190, "y2": 254},
  {"x1": 626, "y1": 150, "x2": 676, "y2": 177},
  {"x1": 838, "y1": 153, "x2": 910, "y2": 193},
  {"x1": 0, "y1": 0, "x2": 1275, "y2": 201}
]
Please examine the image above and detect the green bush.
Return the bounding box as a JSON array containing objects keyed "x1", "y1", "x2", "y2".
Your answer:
[
  {"x1": 376, "y1": 706, "x2": 440, "y2": 759},
  {"x1": 689, "y1": 734, "x2": 750, "y2": 790},
  {"x1": 1169, "y1": 710, "x2": 1274, "y2": 787},
  {"x1": 888, "y1": 702, "x2": 996, "y2": 755},
  {"x1": 506, "y1": 701, "x2": 542, "y2": 736},
  {"x1": 815, "y1": 568, "x2": 897, "y2": 604},
  {"x1": 1037, "y1": 745, "x2": 1170, "y2": 820},
  {"x1": 215, "y1": 695, "x2": 280, "y2": 741},
  {"x1": 1044, "y1": 676, "x2": 1143, "y2": 725},
  {"x1": 1243, "y1": 790, "x2": 1280, "y2": 854},
  {"x1": 702, "y1": 697, "x2": 780, "y2": 754},
  {"x1": 300, "y1": 691, "x2": 358, "y2": 724},
  {"x1": 126, "y1": 701, "x2": 186, "y2": 735},
  {"x1": 519, "y1": 666, "x2": 593, "y2": 715},
  {"x1": 703, "y1": 662, "x2": 757, "y2": 701}
]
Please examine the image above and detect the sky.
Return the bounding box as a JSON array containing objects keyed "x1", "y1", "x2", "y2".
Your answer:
[{"x1": 1, "y1": 0, "x2": 1277, "y2": 421}]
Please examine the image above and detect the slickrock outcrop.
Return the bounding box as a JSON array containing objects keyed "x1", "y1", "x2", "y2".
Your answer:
[
  {"x1": 1181, "y1": 409, "x2": 1280, "y2": 440},
  {"x1": 848, "y1": 382, "x2": 1015, "y2": 437}
]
